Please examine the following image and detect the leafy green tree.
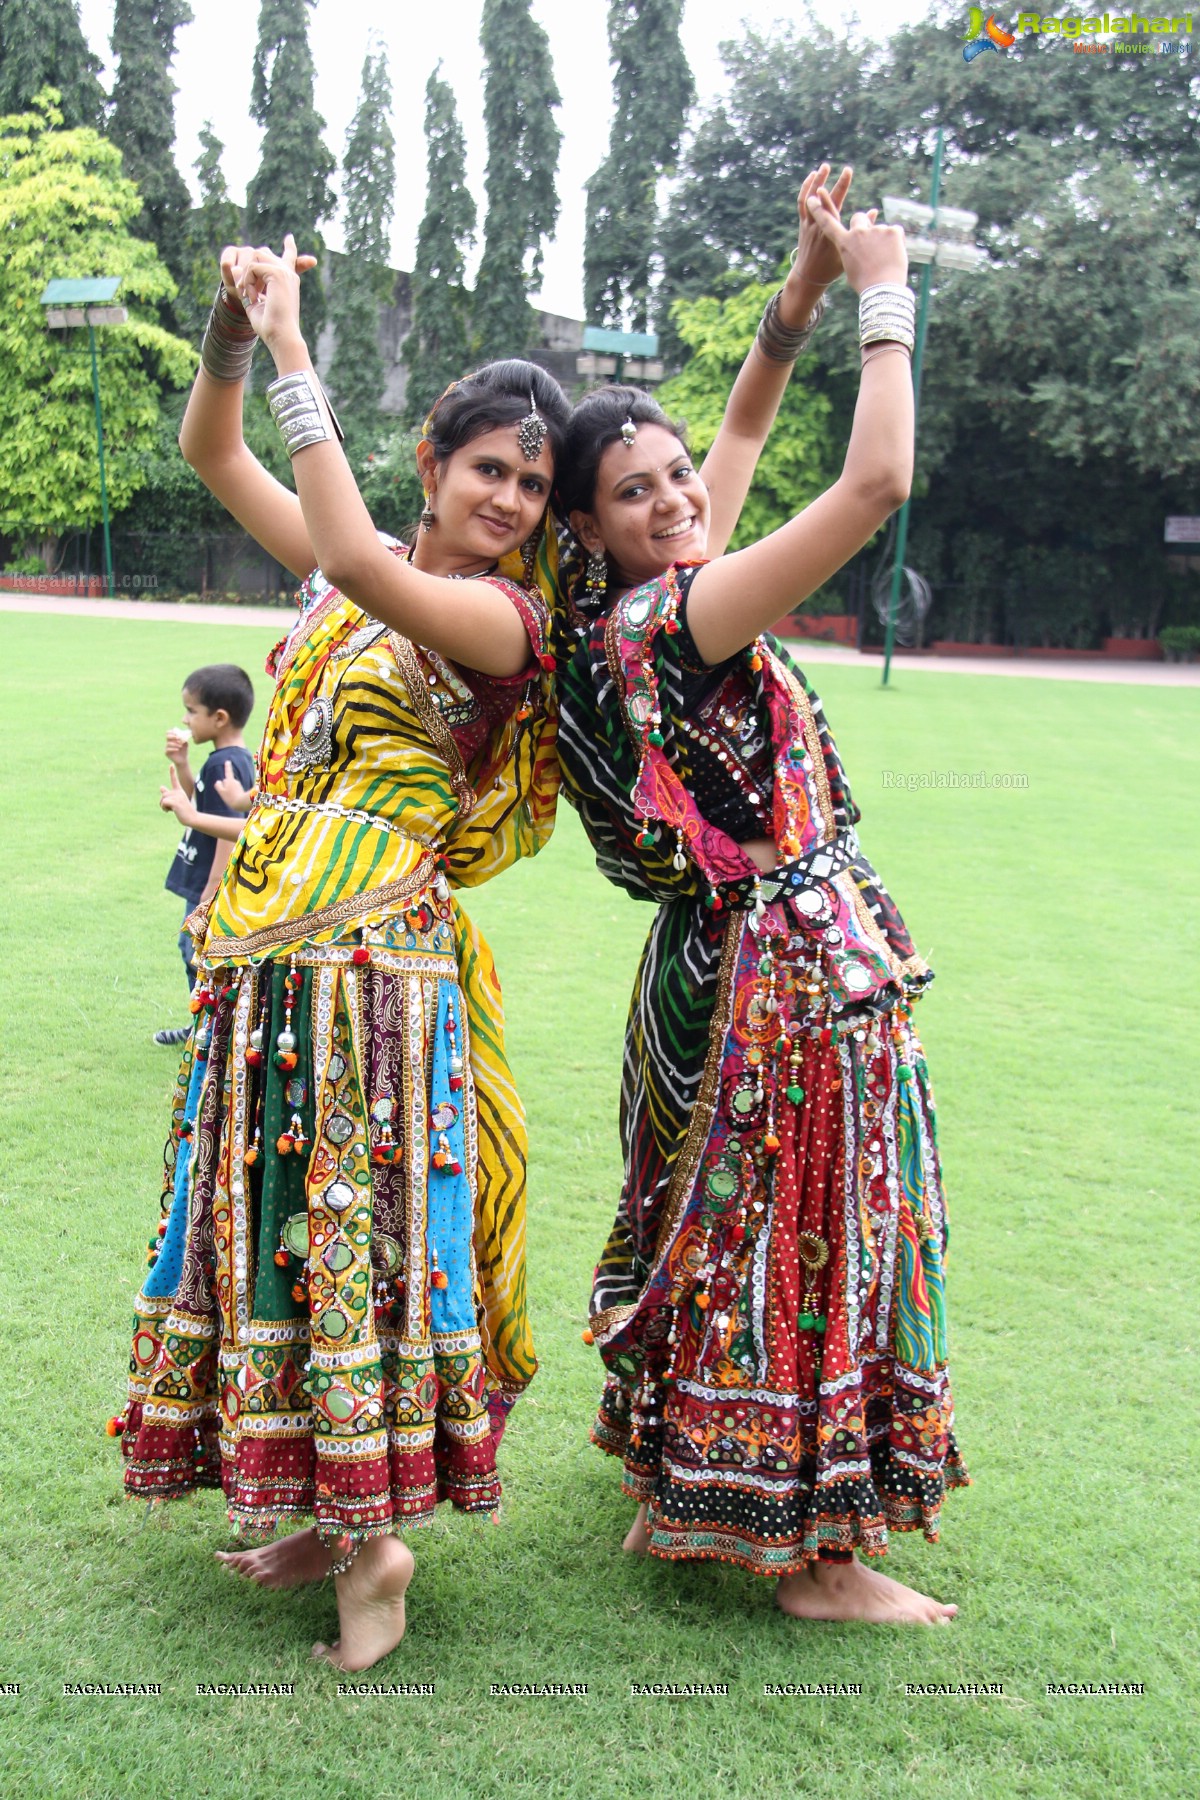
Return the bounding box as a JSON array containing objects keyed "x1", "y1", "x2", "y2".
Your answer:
[
  {"x1": 246, "y1": 0, "x2": 335, "y2": 356},
  {"x1": 584, "y1": 0, "x2": 694, "y2": 333},
  {"x1": 0, "y1": 92, "x2": 195, "y2": 567},
  {"x1": 113, "y1": 388, "x2": 299, "y2": 595},
  {"x1": 403, "y1": 63, "x2": 475, "y2": 426},
  {"x1": 901, "y1": 148, "x2": 1200, "y2": 646},
  {"x1": 355, "y1": 423, "x2": 425, "y2": 541},
  {"x1": 326, "y1": 41, "x2": 395, "y2": 450},
  {"x1": 656, "y1": 281, "x2": 833, "y2": 551},
  {"x1": 176, "y1": 123, "x2": 244, "y2": 340},
  {"x1": 659, "y1": 6, "x2": 1200, "y2": 644},
  {"x1": 473, "y1": 0, "x2": 561, "y2": 361},
  {"x1": 107, "y1": 0, "x2": 193, "y2": 295},
  {"x1": 0, "y1": 0, "x2": 103, "y2": 127},
  {"x1": 657, "y1": 12, "x2": 890, "y2": 344}
]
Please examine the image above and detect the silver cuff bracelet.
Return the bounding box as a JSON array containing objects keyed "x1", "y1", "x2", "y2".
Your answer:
[{"x1": 266, "y1": 369, "x2": 345, "y2": 458}]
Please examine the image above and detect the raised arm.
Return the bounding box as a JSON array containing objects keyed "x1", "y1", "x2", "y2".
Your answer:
[
  {"x1": 178, "y1": 250, "x2": 321, "y2": 580},
  {"x1": 686, "y1": 201, "x2": 914, "y2": 667},
  {"x1": 700, "y1": 165, "x2": 852, "y2": 558},
  {"x1": 232, "y1": 239, "x2": 532, "y2": 678}
]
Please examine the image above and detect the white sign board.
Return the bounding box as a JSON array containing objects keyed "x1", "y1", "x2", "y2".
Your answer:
[{"x1": 1164, "y1": 517, "x2": 1200, "y2": 545}]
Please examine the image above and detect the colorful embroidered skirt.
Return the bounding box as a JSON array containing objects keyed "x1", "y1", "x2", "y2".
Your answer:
[
  {"x1": 122, "y1": 906, "x2": 535, "y2": 1543},
  {"x1": 589, "y1": 891, "x2": 968, "y2": 1576}
]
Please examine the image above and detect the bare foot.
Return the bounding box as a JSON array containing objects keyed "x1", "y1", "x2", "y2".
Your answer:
[
  {"x1": 312, "y1": 1535, "x2": 415, "y2": 1673},
  {"x1": 623, "y1": 1504, "x2": 652, "y2": 1555},
  {"x1": 215, "y1": 1527, "x2": 333, "y2": 1589},
  {"x1": 776, "y1": 1555, "x2": 957, "y2": 1625}
]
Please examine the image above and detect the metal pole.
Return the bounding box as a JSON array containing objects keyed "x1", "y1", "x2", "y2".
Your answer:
[
  {"x1": 882, "y1": 127, "x2": 944, "y2": 688},
  {"x1": 88, "y1": 322, "x2": 115, "y2": 597}
]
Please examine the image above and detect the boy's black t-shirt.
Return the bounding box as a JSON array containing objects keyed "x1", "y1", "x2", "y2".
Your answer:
[{"x1": 164, "y1": 744, "x2": 256, "y2": 905}]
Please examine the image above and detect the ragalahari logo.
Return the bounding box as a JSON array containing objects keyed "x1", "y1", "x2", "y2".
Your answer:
[{"x1": 963, "y1": 8, "x2": 1018, "y2": 56}]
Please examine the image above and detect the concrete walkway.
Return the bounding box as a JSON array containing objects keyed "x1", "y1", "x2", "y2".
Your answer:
[{"x1": 4, "y1": 592, "x2": 1199, "y2": 686}]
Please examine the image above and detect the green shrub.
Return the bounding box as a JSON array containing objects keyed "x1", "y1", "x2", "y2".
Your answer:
[{"x1": 1158, "y1": 624, "x2": 1200, "y2": 660}]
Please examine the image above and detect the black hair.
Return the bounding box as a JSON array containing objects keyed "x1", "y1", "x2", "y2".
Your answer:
[
  {"x1": 183, "y1": 664, "x2": 255, "y2": 727},
  {"x1": 557, "y1": 384, "x2": 690, "y2": 520},
  {"x1": 418, "y1": 359, "x2": 571, "y2": 470}
]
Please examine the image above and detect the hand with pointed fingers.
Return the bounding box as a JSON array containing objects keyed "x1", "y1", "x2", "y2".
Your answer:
[
  {"x1": 804, "y1": 192, "x2": 908, "y2": 295},
  {"x1": 214, "y1": 761, "x2": 254, "y2": 812},
  {"x1": 159, "y1": 764, "x2": 198, "y2": 827},
  {"x1": 220, "y1": 234, "x2": 317, "y2": 350},
  {"x1": 789, "y1": 163, "x2": 854, "y2": 292}
]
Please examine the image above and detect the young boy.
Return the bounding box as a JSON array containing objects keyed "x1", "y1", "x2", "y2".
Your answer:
[{"x1": 155, "y1": 664, "x2": 256, "y2": 1046}]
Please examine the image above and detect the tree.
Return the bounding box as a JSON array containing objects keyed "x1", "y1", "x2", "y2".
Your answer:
[
  {"x1": 177, "y1": 123, "x2": 244, "y2": 340},
  {"x1": 245, "y1": 0, "x2": 335, "y2": 356},
  {"x1": 0, "y1": 0, "x2": 103, "y2": 128},
  {"x1": 0, "y1": 0, "x2": 103, "y2": 127},
  {"x1": 657, "y1": 13, "x2": 896, "y2": 350},
  {"x1": 657, "y1": 281, "x2": 833, "y2": 551},
  {"x1": 657, "y1": 7, "x2": 1200, "y2": 645},
  {"x1": 403, "y1": 64, "x2": 475, "y2": 426},
  {"x1": 107, "y1": 0, "x2": 193, "y2": 295},
  {"x1": 0, "y1": 93, "x2": 195, "y2": 566},
  {"x1": 901, "y1": 146, "x2": 1200, "y2": 646},
  {"x1": 584, "y1": 0, "x2": 693, "y2": 334},
  {"x1": 473, "y1": 0, "x2": 561, "y2": 362},
  {"x1": 326, "y1": 40, "x2": 395, "y2": 450}
]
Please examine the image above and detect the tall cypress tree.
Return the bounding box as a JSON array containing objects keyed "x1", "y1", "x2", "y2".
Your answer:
[
  {"x1": 177, "y1": 123, "x2": 243, "y2": 338},
  {"x1": 108, "y1": 0, "x2": 193, "y2": 294},
  {"x1": 245, "y1": 0, "x2": 335, "y2": 354},
  {"x1": 584, "y1": 0, "x2": 694, "y2": 333},
  {"x1": 326, "y1": 41, "x2": 395, "y2": 449},
  {"x1": 403, "y1": 64, "x2": 476, "y2": 426},
  {"x1": 0, "y1": 0, "x2": 103, "y2": 127},
  {"x1": 473, "y1": 0, "x2": 561, "y2": 362}
]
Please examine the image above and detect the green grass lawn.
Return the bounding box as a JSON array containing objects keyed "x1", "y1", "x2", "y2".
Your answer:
[{"x1": 1, "y1": 611, "x2": 1197, "y2": 1799}]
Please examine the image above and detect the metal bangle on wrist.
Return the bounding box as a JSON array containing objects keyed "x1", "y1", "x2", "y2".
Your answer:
[
  {"x1": 266, "y1": 369, "x2": 345, "y2": 459},
  {"x1": 200, "y1": 282, "x2": 258, "y2": 383},
  {"x1": 755, "y1": 288, "x2": 828, "y2": 364},
  {"x1": 858, "y1": 283, "x2": 916, "y2": 353}
]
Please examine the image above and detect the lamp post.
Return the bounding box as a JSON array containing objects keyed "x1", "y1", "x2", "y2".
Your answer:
[
  {"x1": 880, "y1": 131, "x2": 988, "y2": 686},
  {"x1": 576, "y1": 325, "x2": 664, "y2": 386},
  {"x1": 40, "y1": 277, "x2": 127, "y2": 599}
]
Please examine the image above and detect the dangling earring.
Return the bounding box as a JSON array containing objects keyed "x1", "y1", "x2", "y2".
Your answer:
[
  {"x1": 520, "y1": 524, "x2": 541, "y2": 589},
  {"x1": 584, "y1": 550, "x2": 608, "y2": 600},
  {"x1": 420, "y1": 493, "x2": 435, "y2": 533}
]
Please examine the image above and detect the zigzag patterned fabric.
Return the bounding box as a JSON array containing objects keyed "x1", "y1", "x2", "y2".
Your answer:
[
  {"x1": 121, "y1": 558, "x2": 555, "y2": 1543},
  {"x1": 558, "y1": 563, "x2": 967, "y2": 1575}
]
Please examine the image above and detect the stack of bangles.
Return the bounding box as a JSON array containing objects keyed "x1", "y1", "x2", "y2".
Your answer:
[
  {"x1": 755, "y1": 288, "x2": 829, "y2": 363},
  {"x1": 198, "y1": 282, "x2": 346, "y2": 458},
  {"x1": 199, "y1": 283, "x2": 257, "y2": 384},
  {"x1": 858, "y1": 282, "x2": 916, "y2": 363},
  {"x1": 754, "y1": 279, "x2": 917, "y2": 366}
]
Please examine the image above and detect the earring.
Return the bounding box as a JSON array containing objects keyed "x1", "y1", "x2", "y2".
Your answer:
[
  {"x1": 520, "y1": 525, "x2": 541, "y2": 588},
  {"x1": 420, "y1": 494, "x2": 435, "y2": 533},
  {"x1": 584, "y1": 551, "x2": 608, "y2": 599}
]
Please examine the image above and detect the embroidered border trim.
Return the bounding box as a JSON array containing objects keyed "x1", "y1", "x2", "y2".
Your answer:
[
  {"x1": 388, "y1": 633, "x2": 476, "y2": 822},
  {"x1": 202, "y1": 862, "x2": 437, "y2": 960}
]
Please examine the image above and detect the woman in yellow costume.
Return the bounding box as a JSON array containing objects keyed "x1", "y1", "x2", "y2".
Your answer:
[{"x1": 118, "y1": 238, "x2": 569, "y2": 1672}]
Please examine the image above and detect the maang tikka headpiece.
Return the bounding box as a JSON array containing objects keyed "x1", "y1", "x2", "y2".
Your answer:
[
  {"x1": 620, "y1": 416, "x2": 637, "y2": 448},
  {"x1": 516, "y1": 394, "x2": 548, "y2": 461}
]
